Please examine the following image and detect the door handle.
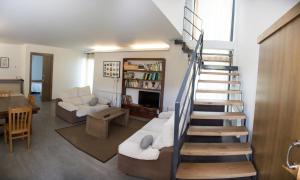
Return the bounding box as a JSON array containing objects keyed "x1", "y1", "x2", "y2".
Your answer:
[{"x1": 286, "y1": 140, "x2": 300, "y2": 169}]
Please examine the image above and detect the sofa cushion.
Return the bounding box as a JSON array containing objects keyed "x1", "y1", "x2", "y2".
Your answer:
[
  {"x1": 142, "y1": 118, "x2": 167, "y2": 133},
  {"x1": 98, "y1": 96, "x2": 111, "y2": 105},
  {"x1": 58, "y1": 101, "x2": 79, "y2": 112},
  {"x1": 61, "y1": 87, "x2": 78, "y2": 99},
  {"x1": 63, "y1": 97, "x2": 83, "y2": 106},
  {"x1": 118, "y1": 129, "x2": 160, "y2": 160},
  {"x1": 78, "y1": 86, "x2": 91, "y2": 96},
  {"x1": 152, "y1": 115, "x2": 174, "y2": 149},
  {"x1": 80, "y1": 95, "x2": 94, "y2": 104},
  {"x1": 76, "y1": 104, "x2": 109, "y2": 117},
  {"x1": 158, "y1": 111, "x2": 174, "y2": 119},
  {"x1": 140, "y1": 135, "x2": 154, "y2": 149}
]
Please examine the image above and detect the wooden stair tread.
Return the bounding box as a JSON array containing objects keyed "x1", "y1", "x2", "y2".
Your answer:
[
  {"x1": 203, "y1": 59, "x2": 230, "y2": 63},
  {"x1": 181, "y1": 143, "x2": 252, "y2": 156},
  {"x1": 200, "y1": 71, "x2": 239, "y2": 76},
  {"x1": 202, "y1": 65, "x2": 238, "y2": 71},
  {"x1": 191, "y1": 111, "x2": 246, "y2": 120},
  {"x1": 176, "y1": 161, "x2": 256, "y2": 179},
  {"x1": 187, "y1": 126, "x2": 248, "y2": 136},
  {"x1": 198, "y1": 80, "x2": 240, "y2": 84},
  {"x1": 194, "y1": 99, "x2": 243, "y2": 106},
  {"x1": 202, "y1": 55, "x2": 230, "y2": 61},
  {"x1": 196, "y1": 89, "x2": 241, "y2": 94}
]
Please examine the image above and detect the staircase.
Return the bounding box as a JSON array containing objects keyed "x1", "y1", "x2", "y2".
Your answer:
[
  {"x1": 172, "y1": 4, "x2": 257, "y2": 180},
  {"x1": 172, "y1": 44, "x2": 257, "y2": 179}
]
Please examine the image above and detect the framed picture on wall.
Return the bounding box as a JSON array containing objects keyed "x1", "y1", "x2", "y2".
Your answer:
[
  {"x1": 0, "y1": 57, "x2": 9, "y2": 68},
  {"x1": 103, "y1": 61, "x2": 120, "y2": 78}
]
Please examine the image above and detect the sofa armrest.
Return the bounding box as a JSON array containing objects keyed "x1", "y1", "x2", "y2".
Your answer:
[
  {"x1": 56, "y1": 98, "x2": 63, "y2": 104},
  {"x1": 58, "y1": 101, "x2": 78, "y2": 112}
]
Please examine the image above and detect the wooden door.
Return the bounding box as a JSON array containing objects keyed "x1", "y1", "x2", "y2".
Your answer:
[
  {"x1": 41, "y1": 54, "x2": 53, "y2": 101},
  {"x1": 253, "y1": 3, "x2": 300, "y2": 180},
  {"x1": 30, "y1": 53, "x2": 53, "y2": 102}
]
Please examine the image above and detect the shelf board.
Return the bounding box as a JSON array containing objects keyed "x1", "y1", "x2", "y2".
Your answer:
[
  {"x1": 124, "y1": 69, "x2": 162, "y2": 73},
  {"x1": 125, "y1": 87, "x2": 161, "y2": 92},
  {"x1": 124, "y1": 78, "x2": 161, "y2": 82}
]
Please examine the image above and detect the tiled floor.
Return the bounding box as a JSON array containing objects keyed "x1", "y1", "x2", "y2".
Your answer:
[{"x1": 0, "y1": 100, "x2": 142, "y2": 180}]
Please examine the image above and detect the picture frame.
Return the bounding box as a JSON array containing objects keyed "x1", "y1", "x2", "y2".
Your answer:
[
  {"x1": 103, "y1": 61, "x2": 120, "y2": 78},
  {"x1": 0, "y1": 57, "x2": 9, "y2": 68}
]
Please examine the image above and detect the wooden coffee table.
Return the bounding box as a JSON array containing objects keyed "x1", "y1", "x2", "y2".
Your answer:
[{"x1": 86, "y1": 107, "x2": 129, "y2": 138}]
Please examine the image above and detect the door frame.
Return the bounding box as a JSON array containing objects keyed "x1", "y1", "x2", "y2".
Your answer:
[{"x1": 29, "y1": 52, "x2": 54, "y2": 101}]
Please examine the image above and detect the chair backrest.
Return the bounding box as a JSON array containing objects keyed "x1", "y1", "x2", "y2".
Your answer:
[
  {"x1": 8, "y1": 106, "x2": 32, "y2": 133},
  {"x1": 27, "y1": 95, "x2": 36, "y2": 105},
  {"x1": 0, "y1": 90, "x2": 11, "y2": 97}
]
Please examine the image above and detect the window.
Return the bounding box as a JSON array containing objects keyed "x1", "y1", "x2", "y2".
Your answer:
[
  {"x1": 195, "y1": 0, "x2": 234, "y2": 41},
  {"x1": 86, "y1": 53, "x2": 95, "y2": 92}
]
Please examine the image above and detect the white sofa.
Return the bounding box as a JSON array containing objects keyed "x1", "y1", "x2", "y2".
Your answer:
[
  {"x1": 56, "y1": 86, "x2": 109, "y2": 123},
  {"x1": 118, "y1": 112, "x2": 174, "y2": 180}
]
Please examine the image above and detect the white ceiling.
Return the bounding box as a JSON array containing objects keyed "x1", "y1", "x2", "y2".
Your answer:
[{"x1": 0, "y1": 0, "x2": 181, "y2": 51}]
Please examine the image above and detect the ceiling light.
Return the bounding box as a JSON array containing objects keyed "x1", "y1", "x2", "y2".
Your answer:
[
  {"x1": 91, "y1": 45, "x2": 121, "y2": 52},
  {"x1": 130, "y1": 43, "x2": 170, "y2": 51}
]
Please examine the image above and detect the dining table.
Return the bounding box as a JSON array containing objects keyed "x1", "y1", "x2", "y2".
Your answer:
[{"x1": 0, "y1": 95, "x2": 40, "y2": 119}]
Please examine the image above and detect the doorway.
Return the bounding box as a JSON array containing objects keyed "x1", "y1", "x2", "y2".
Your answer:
[{"x1": 30, "y1": 52, "x2": 53, "y2": 102}]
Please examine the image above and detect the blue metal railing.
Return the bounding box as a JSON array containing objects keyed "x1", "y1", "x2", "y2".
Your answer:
[{"x1": 171, "y1": 31, "x2": 204, "y2": 179}]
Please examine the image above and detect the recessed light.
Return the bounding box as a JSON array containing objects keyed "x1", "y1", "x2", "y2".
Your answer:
[
  {"x1": 130, "y1": 43, "x2": 170, "y2": 50},
  {"x1": 91, "y1": 45, "x2": 121, "y2": 52}
]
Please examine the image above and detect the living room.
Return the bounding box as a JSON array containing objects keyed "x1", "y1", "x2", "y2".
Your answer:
[{"x1": 1, "y1": 0, "x2": 300, "y2": 180}]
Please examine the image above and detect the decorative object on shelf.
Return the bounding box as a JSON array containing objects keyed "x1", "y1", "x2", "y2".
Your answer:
[
  {"x1": 0, "y1": 57, "x2": 9, "y2": 68},
  {"x1": 122, "y1": 95, "x2": 133, "y2": 105},
  {"x1": 103, "y1": 61, "x2": 120, "y2": 78}
]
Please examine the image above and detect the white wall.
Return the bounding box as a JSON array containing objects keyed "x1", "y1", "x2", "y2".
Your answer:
[
  {"x1": 93, "y1": 44, "x2": 189, "y2": 110},
  {"x1": 152, "y1": 0, "x2": 185, "y2": 34},
  {"x1": 0, "y1": 43, "x2": 25, "y2": 79},
  {"x1": 0, "y1": 42, "x2": 86, "y2": 99},
  {"x1": 31, "y1": 55, "x2": 43, "y2": 80},
  {"x1": 24, "y1": 44, "x2": 86, "y2": 99},
  {"x1": 233, "y1": 0, "x2": 299, "y2": 139}
]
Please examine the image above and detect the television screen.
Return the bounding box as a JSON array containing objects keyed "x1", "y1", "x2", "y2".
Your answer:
[{"x1": 138, "y1": 91, "x2": 160, "y2": 108}]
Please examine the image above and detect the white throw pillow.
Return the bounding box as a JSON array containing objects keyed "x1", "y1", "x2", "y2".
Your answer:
[{"x1": 78, "y1": 86, "x2": 91, "y2": 96}]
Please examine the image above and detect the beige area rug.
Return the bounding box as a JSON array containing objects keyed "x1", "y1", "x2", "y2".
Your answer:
[{"x1": 56, "y1": 119, "x2": 146, "y2": 162}]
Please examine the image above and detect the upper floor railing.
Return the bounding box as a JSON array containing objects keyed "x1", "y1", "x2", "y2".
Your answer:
[{"x1": 183, "y1": 6, "x2": 203, "y2": 41}]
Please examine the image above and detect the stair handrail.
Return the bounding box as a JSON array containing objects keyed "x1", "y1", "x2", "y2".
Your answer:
[
  {"x1": 183, "y1": 6, "x2": 203, "y2": 41},
  {"x1": 171, "y1": 31, "x2": 204, "y2": 179}
]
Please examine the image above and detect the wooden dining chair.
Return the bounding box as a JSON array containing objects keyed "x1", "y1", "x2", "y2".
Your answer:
[
  {"x1": 4, "y1": 106, "x2": 32, "y2": 153},
  {"x1": 27, "y1": 95, "x2": 36, "y2": 105},
  {"x1": 0, "y1": 90, "x2": 11, "y2": 97}
]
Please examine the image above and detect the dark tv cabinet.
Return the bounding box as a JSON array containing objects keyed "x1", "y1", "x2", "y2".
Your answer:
[{"x1": 121, "y1": 58, "x2": 166, "y2": 120}]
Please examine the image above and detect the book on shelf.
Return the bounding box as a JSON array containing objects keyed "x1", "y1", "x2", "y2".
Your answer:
[
  {"x1": 125, "y1": 79, "x2": 161, "y2": 90},
  {"x1": 123, "y1": 61, "x2": 163, "y2": 72},
  {"x1": 124, "y1": 71, "x2": 161, "y2": 81}
]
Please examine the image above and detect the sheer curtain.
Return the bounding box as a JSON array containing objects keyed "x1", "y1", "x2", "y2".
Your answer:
[
  {"x1": 195, "y1": 0, "x2": 234, "y2": 41},
  {"x1": 86, "y1": 53, "x2": 95, "y2": 92}
]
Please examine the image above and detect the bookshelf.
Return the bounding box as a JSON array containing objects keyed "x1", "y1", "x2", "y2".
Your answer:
[{"x1": 121, "y1": 58, "x2": 166, "y2": 119}]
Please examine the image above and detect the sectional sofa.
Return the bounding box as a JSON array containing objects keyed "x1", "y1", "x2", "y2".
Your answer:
[
  {"x1": 118, "y1": 112, "x2": 174, "y2": 180},
  {"x1": 56, "y1": 86, "x2": 110, "y2": 123}
]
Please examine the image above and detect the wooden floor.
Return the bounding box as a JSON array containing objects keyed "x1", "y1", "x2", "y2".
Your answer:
[{"x1": 0, "y1": 99, "x2": 142, "y2": 180}]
